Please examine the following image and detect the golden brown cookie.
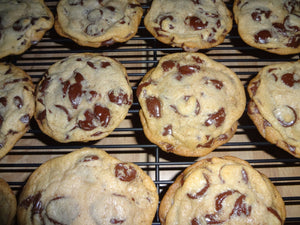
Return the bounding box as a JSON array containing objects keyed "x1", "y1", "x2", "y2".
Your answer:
[
  {"x1": 247, "y1": 60, "x2": 300, "y2": 158},
  {"x1": 55, "y1": 0, "x2": 143, "y2": 48},
  {"x1": 144, "y1": 0, "x2": 233, "y2": 52},
  {"x1": 0, "y1": 0, "x2": 54, "y2": 59},
  {"x1": 233, "y1": 0, "x2": 300, "y2": 55},
  {"x1": 137, "y1": 52, "x2": 246, "y2": 157},
  {"x1": 17, "y1": 147, "x2": 159, "y2": 225},
  {"x1": 0, "y1": 63, "x2": 35, "y2": 159},
  {"x1": 35, "y1": 53, "x2": 133, "y2": 143},
  {"x1": 0, "y1": 177, "x2": 17, "y2": 225},
  {"x1": 159, "y1": 156, "x2": 286, "y2": 225}
]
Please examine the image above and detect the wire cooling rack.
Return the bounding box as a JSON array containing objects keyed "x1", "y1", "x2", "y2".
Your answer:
[{"x1": 0, "y1": 0, "x2": 299, "y2": 224}]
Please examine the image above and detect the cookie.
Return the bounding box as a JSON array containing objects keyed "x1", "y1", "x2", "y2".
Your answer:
[
  {"x1": 159, "y1": 156, "x2": 286, "y2": 225},
  {"x1": 0, "y1": 0, "x2": 54, "y2": 59},
  {"x1": 55, "y1": 0, "x2": 143, "y2": 48},
  {"x1": 17, "y1": 147, "x2": 159, "y2": 225},
  {"x1": 233, "y1": 0, "x2": 300, "y2": 55},
  {"x1": 144, "y1": 0, "x2": 233, "y2": 52},
  {"x1": 0, "y1": 178, "x2": 17, "y2": 225},
  {"x1": 137, "y1": 52, "x2": 246, "y2": 157},
  {"x1": 0, "y1": 63, "x2": 35, "y2": 159},
  {"x1": 35, "y1": 53, "x2": 133, "y2": 143},
  {"x1": 247, "y1": 60, "x2": 300, "y2": 158}
]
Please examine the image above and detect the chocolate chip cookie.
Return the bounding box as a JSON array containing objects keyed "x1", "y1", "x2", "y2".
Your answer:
[
  {"x1": 35, "y1": 53, "x2": 133, "y2": 143},
  {"x1": 159, "y1": 156, "x2": 286, "y2": 225},
  {"x1": 137, "y1": 53, "x2": 246, "y2": 157},
  {"x1": 247, "y1": 60, "x2": 300, "y2": 158},
  {"x1": 0, "y1": 0, "x2": 54, "y2": 59},
  {"x1": 233, "y1": 0, "x2": 300, "y2": 55},
  {"x1": 17, "y1": 147, "x2": 159, "y2": 225},
  {"x1": 0, "y1": 178, "x2": 17, "y2": 225},
  {"x1": 144, "y1": 0, "x2": 233, "y2": 52},
  {"x1": 0, "y1": 63, "x2": 35, "y2": 159},
  {"x1": 55, "y1": 0, "x2": 143, "y2": 48}
]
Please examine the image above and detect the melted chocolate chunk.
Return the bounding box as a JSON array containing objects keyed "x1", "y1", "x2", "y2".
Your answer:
[
  {"x1": 39, "y1": 76, "x2": 51, "y2": 96},
  {"x1": 205, "y1": 107, "x2": 226, "y2": 128},
  {"x1": 108, "y1": 89, "x2": 132, "y2": 106},
  {"x1": 267, "y1": 207, "x2": 282, "y2": 223},
  {"x1": 163, "y1": 124, "x2": 173, "y2": 136},
  {"x1": 101, "y1": 39, "x2": 115, "y2": 46},
  {"x1": 251, "y1": 9, "x2": 271, "y2": 21},
  {"x1": 249, "y1": 80, "x2": 260, "y2": 96},
  {"x1": 286, "y1": 34, "x2": 300, "y2": 48},
  {"x1": 229, "y1": 194, "x2": 252, "y2": 217},
  {"x1": 274, "y1": 105, "x2": 297, "y2": 127},
  {"x1": 162, "y1": 60, "x2": 176, "y2": 72},
  {"x1": 254, "y1": 30, "x2": 272, "y2": 44},
  {"x1": 136, "y1": 81, "x2": 152, "y2": 98},
  {"x1": 94, "y1": 104, "x2": 111, "y2": 127},
  {"x1": 20, "y1": 192, "x2": 44, "y2": 222},
  {"x1": 115, "y1": 163, "x2": 137, "y2": 182},
  {"x1": 110, "y1": 218, "x2": 125, "y2": 224},
  {"x1": 78, "y1": 110, "x2": 97, "y2": 131},
  {"x1": 87, "y1": 61, "x2": 97, "y2": 69},
  {"x1": 0, "y1": 97, "x2": 7, "y2": 106},
  {"x1": 69, "y1": 72, "x2": 84, "y2": 109},
  {"x1": 80, "y1": 155, "x2": 100, "y2": 162},
  {"x1": 281, "y1": 73, "x2": 300, "y2": 87},
  {"x1": 154, "y1": 15, "x2": 174, "y2": 36},
  {"x1": 13, "y1": 18, "x2": 31, "y2": 32},
  {"x1": 187, "y1": 174, "x2": 210, "y2": 199},
  {"x1": 37, "y1": 110, "x2": 46, "y2": 122},
  {"x1": 14, "y1": 96, "x2": 23, "y2": 109},
  {"x1": 185, "y1": 16, "x2": 208, "y2": 30},
  {"x1": 204, "y1": 78, "x2": 223, "y2": 90},
  {"x1": 146, "y1": 96, "x2": 162, "y2": 118},
  {"x1": 68, "y1": 0, "x2": 83, "y2": 6},
  {"x1": 241, "y1": 168, "x2": 248, "y2": 184},
  {"x1": 178, "y1": 65, "x2": 200, "y2": 75},
  {"x1": 0, "y1": 114, "x2": 3, "y2": 128},
  {"x1": 191, "y1": 218, "x2": 200, "y2": 225},
  {"x1": 101, "y1": 61, "x2": 111, "y2": 68}
]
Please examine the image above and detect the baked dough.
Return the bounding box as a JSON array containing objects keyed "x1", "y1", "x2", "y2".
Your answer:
[
  {"x1": 17, "y1": 148, "x2": 159, "y2": 225},
  {"x1": 0, "y1": 0, "x2": 54, "y2": 59},
  {"x1": 144, "y1": 0, "x2": 233, "y2": 51},
  {"x1": 137, "y1": 52, "x2": 246, "y2": 157},
  {"x1": 55, "y1": 0, "x2": 143, "y2": 47},
  {"x1": 247, "y1": 60, "x2": 300, "y2": 158},
  {"x1": 0, "y1": 63, "x2": 35, "y2": 159},
  {"x1": 233, "y1": 0, "x2": 300, "y2": 55},
  {"x1": 159, "y1": 156, "x2": 286, "y2": 225},
  {"x1": 35, "y1": 53, "x2": 133, "y2": 143}
]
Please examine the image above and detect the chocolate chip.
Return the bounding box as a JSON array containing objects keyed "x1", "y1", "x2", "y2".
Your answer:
[
  {"x1": 205, "y1": 107, "x2": 226, "y2": 128},
  {"x1": 0, "y1": 97, "x2": 7, "y2": 107},
  {"x1": 136, "y1": 81, "x2": 152, "y2": 98},
  {"x1": 162, "y1": 60, "x2": 176, "y2": 72},
  {"x1": 254, "y1": 30, "x2": 272, "y2": 44},
  {"x1": 37, "y1": 110, "x2": 46, "y2": 122},
  {"x1": 273, "y1": 105, "x2": 297, "y2": 127},
  {"x1": 68, "y1": 0, "x2": 83, "y2": 6},
  {"x1": 229, "y1": 194, "x2": 252, "y2": 217},
  {"x1": 110, "y1": 218, "x2": 125, "y2": 224},
  {"x1": 163, "y1": 124, "x2": 173, "y2": 136},
  {"x1": 78, "y1": 110, "x2": 97, "y2": 130},
  {"x1": 251, "y1": 9, "x2": 271, "y2": 21},
  {"x1": 115, "y1": 163, "x2": 136, "y2": 182},
  {"x1": 281, "y1": 73, "x2": 300, "y2": 87},
  {"x1": 69, "y1": 72, "x2": 84, "y2": 109},
  {"x1": 79, "y1": 155, "x2": 100, "y2": 162},
  {"x1": 20, "y1": 114, "x2": 30, "y2": 124},
  {"x1": 146, "y1": 96, "x2": 162, "y2": 118},
  {"x1": 14, "y1": 96, "x2": 23, "y2": 109},
  {"x1": 204, "y1": 78, "x2": 223, "y2": 90},
  {"x1": 185, "y1": 16, "x2": 208, "y2": 30},
  {"x1": 101, "y1": 61, "x2": 111, "y2": 68},
  {"x1": 178, "y1": 65, "x2": 200, "y2": 75},
  {"x1": 108, "y1": 89, "x2": 132, "y2": 106},
  {"x1": 187, "y1": 174, "x2": 210, "y2": 199},
  {"x1": 94, "y1": 104, "x2": 111, "y2": 127}
]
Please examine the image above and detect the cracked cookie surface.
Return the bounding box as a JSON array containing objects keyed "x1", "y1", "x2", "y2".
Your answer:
[
  {"x1": 35, "y1": 53, "x2": 133, "y2": 143},
  {"x1": 159, "y1": 156, "x2": 286, "y2": 225},
  {"x1": 0, "y1": 63, "x2": 35, "y2": 159},
  {"x1": 55, "y1": 0, "x2": 143, "y2": 47},
  {"x1": 137, "y1": 53, "x2": 246, "y2": 157},
  {"x1": 247, "y1": 60, "x2": 300, "y2": 158},
  {"x1": 18, "y1": 147, "x2": 159, "y2": 225},
  {"x1": 0, "y1": 0, "x2": 54, "y2": 59}
]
